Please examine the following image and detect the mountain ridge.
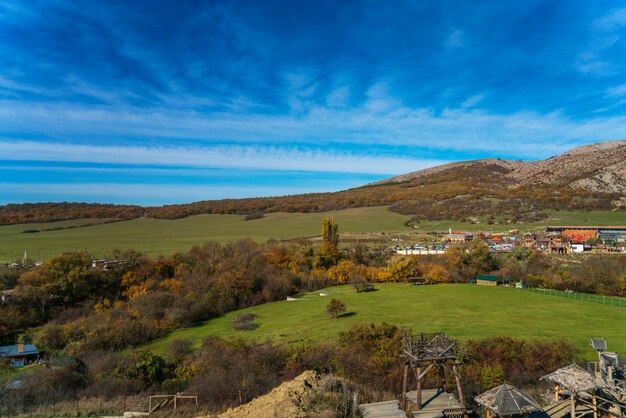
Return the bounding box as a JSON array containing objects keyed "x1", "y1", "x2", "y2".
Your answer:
[
  {"x1": 1, "y1": 140, "x2": 624, "y2": 225},
  {"x1": 374, "y1": 140, "x2": 626, "y2": 193}
]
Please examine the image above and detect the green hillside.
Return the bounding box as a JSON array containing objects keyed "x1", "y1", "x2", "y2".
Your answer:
[
  {"x1": 145, "y1": 283, "x2": 626, "y2": 358},
  {"x1": 0, "y1": 207, "x2": 623, "y2": 262}
]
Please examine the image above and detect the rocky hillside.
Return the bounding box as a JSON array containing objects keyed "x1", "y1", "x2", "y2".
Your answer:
[{"x1": 376, "y1": 140, "x2": 626, "y2": 194}]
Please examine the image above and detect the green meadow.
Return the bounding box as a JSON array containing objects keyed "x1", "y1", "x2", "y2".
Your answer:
[
  {"x1": 146, "y1": 283, "x2": 626, "y2": 359},
  {"x1": 0, "y1": 207, "x2": 409, "y2": 261},
  {"x1": 0, "y1": 207, "x2": 623, "y2": 262}
]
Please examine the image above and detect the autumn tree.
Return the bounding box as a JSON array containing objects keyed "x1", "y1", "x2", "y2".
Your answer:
[
  {"x1": 318, "y1": 217, "x2": 340, "y2": 267},
  {"x1": 445, "y1": 240, "x2": 497, "y2": 282},
  {"x1": 378, "y1": 256, "x2": 420, "y2": 282}
]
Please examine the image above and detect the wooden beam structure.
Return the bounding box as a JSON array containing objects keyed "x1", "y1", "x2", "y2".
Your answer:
[{"x1": 401, "y1": 332, "x2": 467, "y2": 417}]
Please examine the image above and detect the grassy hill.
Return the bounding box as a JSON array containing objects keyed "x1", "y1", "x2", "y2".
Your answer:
[
  {"x1": 1, "y1": 207, "x2": 624, "y2": 262},
  {"x1": 145, "y1": 283, "x2": 626, "y2": 358}
]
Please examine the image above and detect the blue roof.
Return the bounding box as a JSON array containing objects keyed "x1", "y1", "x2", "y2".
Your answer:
[{"x1": 0, "y1": 344, "x2": 40, "y2": 357}]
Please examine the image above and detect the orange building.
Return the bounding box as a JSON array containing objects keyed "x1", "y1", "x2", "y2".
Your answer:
[{"x1": 562, "y1": 229, "x2": 597, "y2": 242}]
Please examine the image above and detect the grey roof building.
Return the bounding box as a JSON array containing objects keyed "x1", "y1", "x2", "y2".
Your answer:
[{"x1": 475, "y1": 384, "x2": 542, "y2": 417}]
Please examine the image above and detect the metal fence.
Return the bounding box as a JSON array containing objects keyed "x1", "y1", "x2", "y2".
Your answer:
[{"x1": 520, "y1": 287, "x2": 626, "y2": 308}]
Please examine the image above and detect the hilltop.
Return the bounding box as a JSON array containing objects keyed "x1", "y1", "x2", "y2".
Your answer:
[
  {"x1": 1, "y1": 140, "x2": 624, "y2": 225},
  {"x1": 374, "y1": 140, "x2": 626, "y2": 193}
]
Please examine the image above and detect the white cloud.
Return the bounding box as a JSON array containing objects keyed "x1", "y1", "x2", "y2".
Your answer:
[
  {"x1": 1, "y1": 92, "x2": 625, "y2": 160},
  {"x1": 592, "y1": 8, "x2": 626, "y2": 30},
  {"x1": 0, "y1": 140, "x2": 449, "y2": 175},
  {"x1": 606, "y1": 83, "x2": 626, "y2": 97},
  {"x1": 461, "y1": 94, "x2": 485, "y2": 108},
  {"x1": 577, "y1": 9, "x2": 626, "y2": 76}
]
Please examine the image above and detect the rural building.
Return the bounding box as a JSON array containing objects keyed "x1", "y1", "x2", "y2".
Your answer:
[
  {"x1": 522, "y1": 232, "x2": 537, "y2": 248},
  {"x1": 598, "y1": 229, "x2": 626, "y2": 242},
  {"x1": 443, "y1": 231, "x2": 474, "y2": 243},
  {"x1": 476, "y1": 275, "x2": 511, "y2": 286},
  {"x1": 547, "y1": 226, "x2": 626, "y2": 243},
  {"x1": 547, "y1": 233, "x2": 569, "y2": 254},
  {"x1": 563, "y1": 228, "x2": 597, "y2": 242},
  {"x1": 0, "y1": 343, "x2": 41, "y2": 367}
]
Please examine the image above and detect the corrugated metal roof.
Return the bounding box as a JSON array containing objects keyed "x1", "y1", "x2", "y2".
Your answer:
[
  {"x1": 0, "y1": 344, "x2": 40, "y2": 357},
  {"x1": 476, "y1": 275, "x2": 510, "y2": 281}
]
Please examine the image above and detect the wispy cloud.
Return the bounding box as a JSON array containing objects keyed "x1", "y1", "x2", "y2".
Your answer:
[
  {"x1": 592, "y1": 8, "x2": 626, "y2": 30},
  {"x1": 1, "y1": 91, "x2": 625, "y2": 159},
  {"x1": 577, "y1": 8, "x2": 626, "y2": 76},
  {"x1": 0, "y1": 140, "x2": 449, "y2": 175},
  {"x1": 606, "y1": 83, "x2": 626, "y2": 97},
  {"x1": 1, "y1": 1, "x2": 626, "y2": 204}
]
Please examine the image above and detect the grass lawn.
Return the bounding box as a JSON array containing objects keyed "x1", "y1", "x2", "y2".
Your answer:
[{"x1": 145, "y1": 283, "x2": 626, "y2": 359}]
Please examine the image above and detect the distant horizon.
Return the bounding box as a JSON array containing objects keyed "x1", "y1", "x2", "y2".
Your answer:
[
  {"x1": 2, "y1": 1, "x2": 626, "y2": 204},
  {"x1": 2, "y1": 139, "x2": 623, "y2": 206}
]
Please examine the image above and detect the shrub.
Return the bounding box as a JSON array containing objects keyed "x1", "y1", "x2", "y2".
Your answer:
[
  {"x1": 233, "y1": 313, "x2": 258, "y2": 323},
  {"x1": 233, "y1": 323, "x2": 259, "y2": 331},
  {"x1": 326, "y1": 299, "x2": 346, "y2": 318},
  {"x1": 244, "y1": 212, "x2": 264, "y2": 221}
]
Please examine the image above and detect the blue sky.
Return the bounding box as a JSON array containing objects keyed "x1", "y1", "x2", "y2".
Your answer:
[{"x1": 1, "y1": 1, "x2": 626, "y2": 205}]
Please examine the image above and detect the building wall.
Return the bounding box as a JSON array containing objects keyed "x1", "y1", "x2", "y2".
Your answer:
[{"x1": 562, "y1": 229, "x2": 597, "y2": 241}]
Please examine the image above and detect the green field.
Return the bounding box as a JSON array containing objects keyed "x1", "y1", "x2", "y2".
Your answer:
[
  {"x1": 0, "y1": 207, "x2": 410, "y2": 261},
  {"x1": 145, "y1": 283, "x2": 626, "y2": 358},
  {"x1": 0, "y1": 207, "x2": 624, "y2": 262}
]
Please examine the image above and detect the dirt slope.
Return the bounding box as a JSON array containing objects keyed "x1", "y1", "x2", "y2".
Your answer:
[{"x1": 207, "y1": 371, "x2": 321, "y2": 418}]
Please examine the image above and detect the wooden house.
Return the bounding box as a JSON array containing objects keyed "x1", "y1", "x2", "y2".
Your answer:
[
  {"x1": 0, "y1": 343, "x2": 41, "y2": 367},
  {"x1": 548, "y1": 233, "x2": 569, "y2": 254},
  {"x1": 522, "y1": 232, "x2": 537, "y2": 248}
]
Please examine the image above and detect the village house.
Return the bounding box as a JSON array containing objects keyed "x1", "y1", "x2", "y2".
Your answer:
[
  {"x1": 547, "y1": 232, "x2": 569, "y2": 254},
  {"x1": 522, "y1": 232, "x2": 537, "y2": 248},
  {"x1": 443, "y1": 230, "x2": 474, "y2": 243},
  {"x1": 0, "y1": 343, "x2": 42, "y2": 367}
]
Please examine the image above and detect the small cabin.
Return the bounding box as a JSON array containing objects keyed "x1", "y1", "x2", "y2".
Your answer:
[
  {"x1": 476, "y1": 275, "x2": 511, "y2": 286},
  {"x1": 0, "y1": 343, "x2": 41, "y2": 367}
]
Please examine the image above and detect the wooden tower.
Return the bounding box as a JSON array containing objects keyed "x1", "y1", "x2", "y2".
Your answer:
[{"x1": 401, "y1": 332, "x2": 465, "y2": 415}]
